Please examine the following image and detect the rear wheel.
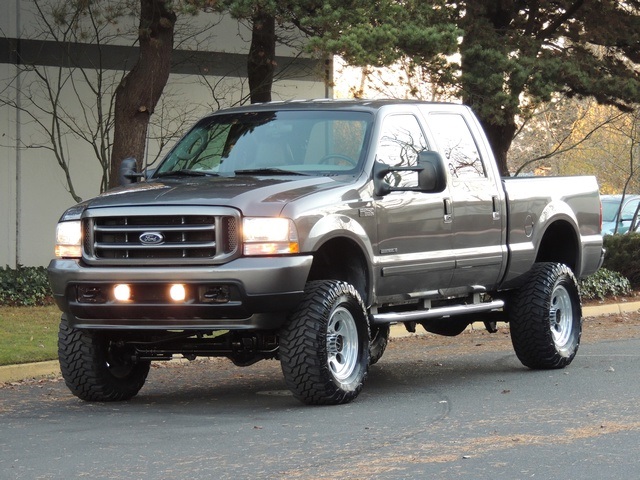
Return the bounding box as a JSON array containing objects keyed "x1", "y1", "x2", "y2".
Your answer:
[
  {"x1": 58, "y1": 315, "x2": 150, "y2": 401},
  {"x1": 508, "y1": 263, "x2": 582, "y2": 369},
  {"x1": 280, "y1": 280, "x2": 370, "y2": 405}
]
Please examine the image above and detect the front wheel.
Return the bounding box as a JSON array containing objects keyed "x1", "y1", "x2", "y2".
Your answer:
[
  {"x1": 369, "y1": 324, "x2": 390, "y2": 366},
  {"x1": 507, "y1": 263, "x2": 582, "y2": 369},
  {"x1": 280, "y1": 280, "x2": 370, "y2": 405},
  {"x1": 58, "y1": 315, "x2": 150, "y2": 401}
]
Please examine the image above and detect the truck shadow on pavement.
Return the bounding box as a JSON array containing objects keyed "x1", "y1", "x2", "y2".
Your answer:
[{"x1": 110, "y1": 347, "x2": 532, "y2": 411}]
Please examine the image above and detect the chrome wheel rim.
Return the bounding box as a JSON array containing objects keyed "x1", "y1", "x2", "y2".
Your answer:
[
  {"x1": 549, "y1": 284, "x2": 573, "y2": 348},
  {"x1": 326, "y1": 306, "x2": 359, "y2": 382}
]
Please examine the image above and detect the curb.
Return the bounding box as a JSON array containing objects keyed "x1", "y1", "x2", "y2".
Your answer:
[
  {"x1": 582, "y1": 301, "x2": 640, "y2": 317},
  {"x1": 0, "y1": 360, "x2": 61, "y2": 384},
  {"x1": 2, "y1": 302, "x2": 640, "y2": 384}
]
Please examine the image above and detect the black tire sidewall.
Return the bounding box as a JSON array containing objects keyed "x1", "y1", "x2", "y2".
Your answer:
[
  {"x1": 58, "y1": 316, "x2": 150, "y2": 401},
  {"x1": 280, "y1": 280, "x2": 370, "y2": 405},
  {"x1": 508, "y1": 263, "x2": 582, "y2": 369}
]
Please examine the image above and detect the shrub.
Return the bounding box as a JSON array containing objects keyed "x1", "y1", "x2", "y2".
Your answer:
[
  {"x1": 579, "y1": 267, "x2": 631, "y2": 301},
  {"x1": 602, "y1": 233, "x2": 640, "y2": 288},
  {"x1": 0, "y1": 265, "x2": 54, "y2": 306}
]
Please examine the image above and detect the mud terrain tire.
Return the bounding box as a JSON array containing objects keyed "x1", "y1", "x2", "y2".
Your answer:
[
  {"x1": 508, "y1": 263, "x2": 582, "y2": 369},
  {"x1": 58, "y1": 316, "x2": 150, "y2": 401},
  {"x1": 280, "y1": 280, "x2": 370, "y2": 405}
]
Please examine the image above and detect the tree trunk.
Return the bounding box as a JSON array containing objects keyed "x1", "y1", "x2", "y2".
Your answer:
[
  {"x1": 248, "y1": 10, "x2": 276, "y2": 104},
  {"x1": 109, "y1": 0, "x2": 176, "y2": 188},
  {"x1": 478, "y1": 120, "x2": 517, "y2": 177}
]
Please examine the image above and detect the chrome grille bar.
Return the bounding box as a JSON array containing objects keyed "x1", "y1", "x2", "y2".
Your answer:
[
  {"x1": 94, "y1": 242, "x2": 217, "y2": 250},
  {"x1": 81, "y1": 206, "x2": 240, "y2": 265}
]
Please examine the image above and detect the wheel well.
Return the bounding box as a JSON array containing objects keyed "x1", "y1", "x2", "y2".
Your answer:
[
  {"x1": 535, "y1": 220, "x2": 579, "y2": 272},
  {"x1": 307, "y1": 238, "x2": 370, "y2": 304}
]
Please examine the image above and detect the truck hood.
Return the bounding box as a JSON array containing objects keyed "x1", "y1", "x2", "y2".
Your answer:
[{"x1": 85, "y1": 175, "x2": 342, "y2": 216}]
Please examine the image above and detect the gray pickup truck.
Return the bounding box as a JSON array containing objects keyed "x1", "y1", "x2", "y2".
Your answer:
[{"x1": 48, "y1": 100, "x2": 604, "y2": 405}]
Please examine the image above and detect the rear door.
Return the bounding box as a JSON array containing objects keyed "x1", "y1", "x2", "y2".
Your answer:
[{"x1": 419, "y1": 106, "x2": 507, "y2": 290}]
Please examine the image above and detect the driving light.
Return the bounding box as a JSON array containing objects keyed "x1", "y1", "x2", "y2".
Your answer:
[
  {"x1": 54, "y1": 221, "x2": 82, "y2": 258},
  {"x1": 169, "y1": 284, "x2": 187, "y2": 302},
  {"x1": 243, "y1": 217, "x2": 299, "y2": 255},
  {"x1": 113, "y1": 284, "x2": 131, "y2": 302}
]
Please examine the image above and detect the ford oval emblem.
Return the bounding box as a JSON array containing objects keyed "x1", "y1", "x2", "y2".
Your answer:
[{"x1": 139, "y1": 232, "x2": 165, "y2": 245}]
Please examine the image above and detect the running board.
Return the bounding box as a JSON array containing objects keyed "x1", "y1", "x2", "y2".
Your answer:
[{"x1": 371, "y1": 300, "x2": 505, "y2": 325}]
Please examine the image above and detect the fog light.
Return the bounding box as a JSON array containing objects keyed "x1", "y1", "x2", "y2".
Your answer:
[
  {"x1": 169, "y1": 284, "x2": 186, "y2": 302},
  {"x1": 114, "y1": 284, "x2": 131, "y2": 302}
]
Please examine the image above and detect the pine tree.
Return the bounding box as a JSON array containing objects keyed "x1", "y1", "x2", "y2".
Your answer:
[{"x1": 305, "y1": 0, "x2": 640, "y2": 176}]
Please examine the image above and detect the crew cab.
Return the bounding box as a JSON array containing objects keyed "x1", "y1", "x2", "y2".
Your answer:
[{"x1": 49, "y1": 100, "x2": 604, "y2": 405}]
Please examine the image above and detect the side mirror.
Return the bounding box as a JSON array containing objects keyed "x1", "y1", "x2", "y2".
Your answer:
[
  {"x1": 417, "y1": 150, "x2": 446, "y2": 193},
  {"x1": 373, "y1": 150, "x2": 446, "y2": 197},
  {"x1": 118, "y1": 157, "x2": 144, "y2": 186}
]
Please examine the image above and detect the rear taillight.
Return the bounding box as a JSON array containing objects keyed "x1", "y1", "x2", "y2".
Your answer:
[{"x1": 599, "y1": 200, "x2": 603, "y2": 234}]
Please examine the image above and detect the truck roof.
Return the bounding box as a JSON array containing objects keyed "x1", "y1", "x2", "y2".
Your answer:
[{"x1": 208, "y1": 98, "x2": 465, "y2": 115}]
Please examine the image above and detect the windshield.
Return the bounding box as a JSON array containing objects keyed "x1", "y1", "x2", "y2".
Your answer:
[
  {"x1": 154, "y1": 110, "x2": 372, "y2": 177},
  {"x1": 602, "y1": 200, "x2": 621, "y2": 222},
  {"x1": 602, "y1": 198, "x2": 640, "y2": 222}
]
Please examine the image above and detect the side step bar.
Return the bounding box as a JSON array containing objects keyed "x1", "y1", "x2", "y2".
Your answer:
[{"x1": 371, "y1": 299, "x2": 505, "y2": 325}]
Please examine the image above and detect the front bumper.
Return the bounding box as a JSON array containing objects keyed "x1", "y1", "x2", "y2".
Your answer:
[{"x1": 48, "y1": 255, "x2": 313, "y2": 330}]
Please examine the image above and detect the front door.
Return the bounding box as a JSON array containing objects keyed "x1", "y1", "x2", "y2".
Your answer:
[{"x1": 374, "y1": 112, "x2": 454, "y2": 302}]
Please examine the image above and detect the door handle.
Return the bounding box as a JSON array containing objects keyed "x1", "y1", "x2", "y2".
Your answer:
[
  {"x1": 492, "y1": 195, "x2": 501, "y2": 221},
  {"x1": 443, "y1": 198, "x2": 452, "y2": 223}
]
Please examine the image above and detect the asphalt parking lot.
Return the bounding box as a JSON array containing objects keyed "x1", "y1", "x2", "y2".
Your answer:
[{"x1": 1, "y1": 307, "x2": 640, "y2": 479}]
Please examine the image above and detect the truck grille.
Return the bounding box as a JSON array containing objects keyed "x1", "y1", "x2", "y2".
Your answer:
[{"x1": 82, "y1": 206, "x2": 239, "y2": 265}]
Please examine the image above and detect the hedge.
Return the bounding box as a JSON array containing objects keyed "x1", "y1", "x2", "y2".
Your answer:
[
  {"x1": 0, "y1": 265, "x2": 54, "y2": 307},
  {"x1": 602, "y1": 233, "x2": 640, "y2": 288},
  {"x1": 579, "y1": 267, "x2": 631, "y2": 300}
]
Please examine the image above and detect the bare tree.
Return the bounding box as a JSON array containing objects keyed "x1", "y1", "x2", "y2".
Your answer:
[
  {"x1": 609, "y1": 109, "x2": 640, "y2": 234},
  {"x1": 1, "y1": 0, "x2": 221, "y2": 198},
  {"x1": 0, "y1": 0, "x2": 137, "y2": 201},
  {"x1": 509, "y1": 98, "x2": 627, "y2": 177},
  {"x1": 509, "y1": 99, "x2": 640, "y2": 207}
]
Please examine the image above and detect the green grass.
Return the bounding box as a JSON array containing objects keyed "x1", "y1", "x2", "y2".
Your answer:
[{"x1": 0, "y1": 306, "x2": 60, "y2": 366}]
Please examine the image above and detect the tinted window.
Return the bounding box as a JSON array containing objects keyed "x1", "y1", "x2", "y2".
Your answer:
[
  {"x1": 429, "y1": 114, "x2": 486, "y2": 179},
  {"x1": 377, "y1": 114, "x2": 428, "y2": 187}
]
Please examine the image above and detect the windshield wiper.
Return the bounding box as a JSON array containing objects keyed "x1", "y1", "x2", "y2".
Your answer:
[
  {"x1": 233, "y1": 168, "x2": 309, "y2": 176},
  {"x1": 156, "y1": 169, "x2": 219, "y2": 178}
]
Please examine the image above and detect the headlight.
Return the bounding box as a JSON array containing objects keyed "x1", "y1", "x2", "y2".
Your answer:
[
  {"x1": 55, "y1": 220, "x2": 82, "y2": 258},
  {"x1": 243, "y1": 217, "x2": 300, "y2": 255}
]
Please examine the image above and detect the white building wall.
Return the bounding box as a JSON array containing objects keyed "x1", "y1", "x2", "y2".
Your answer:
[
  {"x1": 0, "y1": 0, "x2": 19, "y2": 267},
  {"x1": 0, "y1": 72, "x2": 18, "y2": 267},
  {"x1": 1, "y1": 5, "x2": 329, "y2": 268}
]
